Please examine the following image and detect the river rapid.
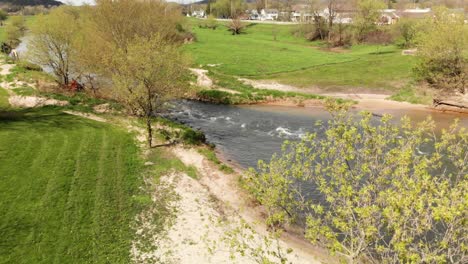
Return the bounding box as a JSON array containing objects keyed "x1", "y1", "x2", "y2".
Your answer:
[{"x1": 165, "y1": 100, "x2": 468, "y2": 169}]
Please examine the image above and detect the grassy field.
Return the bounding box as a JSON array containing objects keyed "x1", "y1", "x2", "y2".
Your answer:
[
  {"x1": 0, "y1": 107, "x2": 144, "y2": 263},
  {"x1": 185, "y1": 19, "x2": 417, "y2": 91}
]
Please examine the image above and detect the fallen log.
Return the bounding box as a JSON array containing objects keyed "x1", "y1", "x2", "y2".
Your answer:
[{"x1": 433, "y1": 99, "x2": 468, "y2": 109}]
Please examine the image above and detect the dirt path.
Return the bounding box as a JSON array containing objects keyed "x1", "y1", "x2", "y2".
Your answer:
[
  {"x1": 171, "y1": 146, "x2": 333, "y2": 263},
  {"x1": 191, "y1": 68, "x2": 240, "y2": 94},
  {"x1": 190, "y1": 68, "x2": 213, "y2": 88},
  {"x1": 0, "y1": 63, "x2": 14, "y2": 76},
  {"x1": 240, "y1": 78, "x2": 431, "y2": 112},
  {"x1": 0, "y1": 61, "x2": 68, "y2": 108}
]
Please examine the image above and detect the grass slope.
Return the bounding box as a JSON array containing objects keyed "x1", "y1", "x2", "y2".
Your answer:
[
  {"x1": 185, "y1": 20, "x2": 416, "y2": 91},
  {"x1": 0, "y1": 108, "x2": 142, "y2": 263}
]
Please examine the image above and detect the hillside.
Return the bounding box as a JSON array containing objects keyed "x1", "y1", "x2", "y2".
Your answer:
[{"x1": 0, "y1": 0, "x2": 62, "y2": 7}]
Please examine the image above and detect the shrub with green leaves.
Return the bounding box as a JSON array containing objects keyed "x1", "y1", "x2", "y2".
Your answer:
[
  {"x1": 244, "y1": 101, "x2": 467, "y2": 263},
  {"x1": 415, "y1": 7, "x2": 467, "y2": 95}
]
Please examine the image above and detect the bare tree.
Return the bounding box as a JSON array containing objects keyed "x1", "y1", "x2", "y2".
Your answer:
[{"x1": 227, "y1": 18, "x2": 245, "y2": 35}]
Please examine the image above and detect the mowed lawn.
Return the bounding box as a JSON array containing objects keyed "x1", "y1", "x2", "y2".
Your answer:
[
  {"x1": 0, "y1": 108, "x2": 142, "y2": 263},
  {"x1": 185, "y1": 20, "x2": 417, "y2": 90}
]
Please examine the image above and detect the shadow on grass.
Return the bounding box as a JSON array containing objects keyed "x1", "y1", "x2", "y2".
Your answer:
[
  {"x1": 369, "y1": 50, "x2": 396, "y2": 55},
  {"x1": 0, "y1": 106, "x2": 108, "y2": 132}
]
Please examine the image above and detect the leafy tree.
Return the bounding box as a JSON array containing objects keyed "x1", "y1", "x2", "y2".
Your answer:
[
  {"x1": 5, "y1": 16, "x2": 25, "y2": 48},
  {"x1": 27, "y1": 7, "x2": 81, "y2": 86},
  {"x1": 394, "y1": 18, "x2": 418, "y2": 48},
  {"x1": 244, "y1": 101, "x2": 467, "y2": 263},
  {"x1": 0, "y1": 10, "x2": 7, "y2": 26},
  {"x1": 353, "y1": 0, "x2": 386, "y2": 42},
  {"x1": 111, "y1": 36, "x2": 189, "y2": 147},
  {"x1": 415, "y1": 7, "x2": 467, "y2": 95},
  {"x1": 212, "y1": 0, "x2": 245, "y2": 18}
]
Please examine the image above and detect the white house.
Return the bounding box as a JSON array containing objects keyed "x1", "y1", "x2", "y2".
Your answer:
[
  {"x1": 191, "y1": 10, "x2": 205, "y2": 18},
  {"x1": 380, "y1": 9, "x2": 400, "y2": 25},
  {"x1": 260, "y1": 9, "x2": 279, "y2": 20}
]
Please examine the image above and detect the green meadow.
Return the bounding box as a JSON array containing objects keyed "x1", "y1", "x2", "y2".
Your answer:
[
  {"x1": 185, "y1": 20, "x2": 417, "y2": 91},
  {"x1": 0, "y1": 107, "x2": 143, "y2": 263}
]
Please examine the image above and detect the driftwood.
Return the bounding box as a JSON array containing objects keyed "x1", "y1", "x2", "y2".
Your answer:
[{"x1": 433, "y1": 99, "x2": 468, "y2": 109}]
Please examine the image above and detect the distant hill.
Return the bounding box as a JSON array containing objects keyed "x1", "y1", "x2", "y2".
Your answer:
[{"x1": 0, "y1": 0, "x2": 62, "y2": 7}]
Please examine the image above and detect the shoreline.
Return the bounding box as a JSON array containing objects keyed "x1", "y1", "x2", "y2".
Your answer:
[
  {"x1": 171, "y1": 145, "x2": 336, "y2": 263},
  {"x1": 249, "y1": 97, "x2": 468, "y2": 116}
]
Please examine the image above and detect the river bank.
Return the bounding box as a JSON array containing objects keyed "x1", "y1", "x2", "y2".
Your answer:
[{"x1": 192, "y1": 68, "x2": 468, "y2": 117}]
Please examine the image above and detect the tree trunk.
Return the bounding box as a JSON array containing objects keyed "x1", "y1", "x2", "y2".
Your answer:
[{"x1": 146, "y1": 116, "x2": 153, "y2": 148}]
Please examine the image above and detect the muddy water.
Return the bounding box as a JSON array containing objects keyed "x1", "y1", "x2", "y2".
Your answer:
[{"x1": 165, "y1": 100, "x2": 468, "y2": 169}]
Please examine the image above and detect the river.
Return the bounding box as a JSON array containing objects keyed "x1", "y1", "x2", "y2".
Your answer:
[{"x1": 165, "y1": 100, "x2": 468, "y2": 169}]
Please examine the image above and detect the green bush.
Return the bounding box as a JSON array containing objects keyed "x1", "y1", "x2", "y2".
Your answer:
[
  {"x1": 16, "y1": 61, "x2": 43, "y2": 72},
  {"x1": 182, "y1": 128, "x2": 205, "y2": 145},
  {"x1": 196, "y1": 90, "x2": 233, "y2": 104}
]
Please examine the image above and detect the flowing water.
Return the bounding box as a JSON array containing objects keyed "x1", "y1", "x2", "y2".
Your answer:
[{"x1": 165, "y1": 100, "x2": 468, "y2": 169}]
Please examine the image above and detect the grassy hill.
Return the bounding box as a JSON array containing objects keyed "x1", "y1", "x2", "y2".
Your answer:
[
  {"x1": 0, "y1": 107, "x2": 143, "y2": 263},
  {"x1": 185, "y1": 20, "x2": 417, "y2": 91}
]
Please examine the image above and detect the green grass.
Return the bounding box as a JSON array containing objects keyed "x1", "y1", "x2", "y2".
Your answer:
[
  {"x1": 148, "y1": 147, "x2": 198, "y2": 179},
  {"x1": 12, "y1": 85, "x2": 36, "y2": 96},
  {"x1": 185, "y1": 19, "x2": 417, "y2": 91},
  {"x1": 0, "y1": 107, "x2": 144, "y2": 263},
  {"x1": 196, "y1": 70, "x2": 349, "y2": 105},
  {"x1": 197, "y1": 147, "x2": 234, "y2": 174},
  {"x1": 389, "y1": 85, "x2": 433, "y2": 105},
  {"x1": 268, "y1": 49, "x2": 417, "y2": 91},
  {"x1": 0, "y1": 87, "x2": 9, "y2": 109},
  {"x1": 8, "y1": 64, "x2": 55, "y2": 84}
]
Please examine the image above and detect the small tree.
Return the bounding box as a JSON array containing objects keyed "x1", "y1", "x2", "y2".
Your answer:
[
  {"x1": 111, "y1": 36, "x2": 189, "y2": 147},
  {"x1": 205, "y1": 15, "x2": 218, "y2": 29},
  {"x1": 353, "y1": 0, "x2": 386, "y2": 42},
  {"x1": 415, "y1": 7, "x2": 467, "y2": 95},
  {"x1": 27, "y1": 7, "x2": 81, "y2": 87},
  {"x1": 227, "y1": 18, "x2": 244, "y2": 35}
]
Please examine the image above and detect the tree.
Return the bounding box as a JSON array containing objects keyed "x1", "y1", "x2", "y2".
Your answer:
[
  {"x1": 353, "y1": 0, "x2": 386, "y2": 42},
  {"x1": 111, "y1": 36, "x2": 189, "y2": 147},
  {"x1": 27, "y1": 7, "x2": 81, "y2": 86},
  {"x1": 0, "y1": 10, "x2": 7, "y2": 26},
  {"x1": 324, "y1": 0, "x2": 349, "y2": 41},
  {"x1": 212, "y1": 0, "x2": 245, "y2": 18},
  {"x1": 244, "y1": 101, "x2": 467, "y2": 263},
  {"x1": 415, "y1": 7, "x2": 467, "y2": 95},
  {"x1": 5, "y1": 16, "x2": 26, "y2": 48},
  {"x1": 305, "y1": 0, "x2": 329, "y2": 40},
  {"x1": 394, "y1": 18, "x2": 418, "y2": 48}
]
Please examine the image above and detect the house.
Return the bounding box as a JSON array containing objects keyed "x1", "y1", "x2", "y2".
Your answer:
[
  {"x1": 380, "y1": 9, "x2": 400, "y2": 25},
  {"x1": 260, "y1": 9, "x2": 279, "y2": 20},
  {"x1": 322, "y1": 8, "x2": 354, "y2": 24},
  {"x1": 397, "y1": 8, "x2": 432, "y2": 19},
  {"x1": 191, "y1": 10, "x2": 205, "y2": 18},
  {"x1": 247, "y1": 9, "x2": 260, "y2": 20}
]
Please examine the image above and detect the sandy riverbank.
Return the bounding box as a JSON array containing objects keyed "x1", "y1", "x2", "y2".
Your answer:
[{"x1": 169, "y1": 146, "x2": 334, "y2": 263}]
